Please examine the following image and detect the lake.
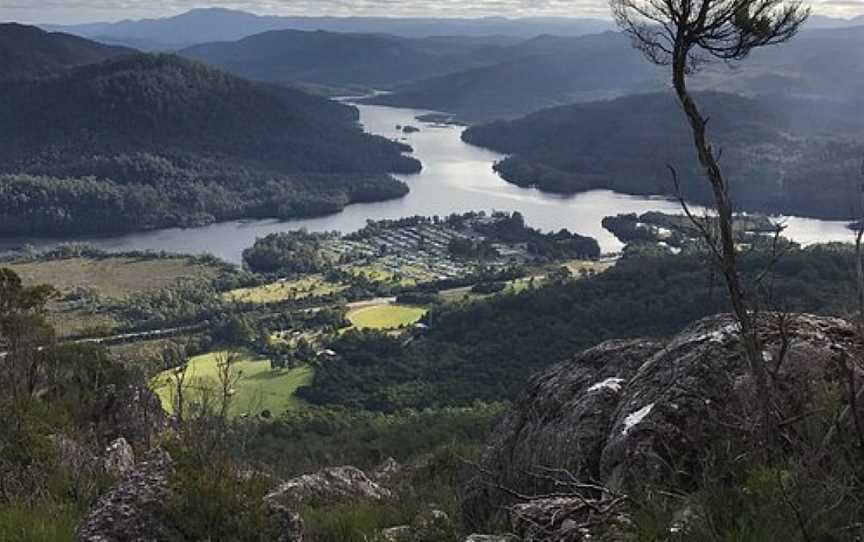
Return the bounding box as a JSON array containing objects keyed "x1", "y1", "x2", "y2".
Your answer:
[{"x1": 0, "y1": 104, "x2": 853, "y2": 264}]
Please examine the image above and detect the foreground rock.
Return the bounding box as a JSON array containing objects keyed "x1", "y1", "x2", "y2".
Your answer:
[
  {"x1": 77, "y1": 451, "x2": 305, "y2": 542},
  {"x1": 76, "y1": 450, "x2": 179, "y2": 542},
  {"x1": 461, "y1": 313, "x2": 864, "y2": 537},
  {"x1": 77, "y1": 456, "x2": 398, "y2": 541}
]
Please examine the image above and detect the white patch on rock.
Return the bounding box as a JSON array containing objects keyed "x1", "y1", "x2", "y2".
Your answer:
[
  {"x1": 622, "y1": 403, "x2": 655, "y2": 436},
  {"x1": 692, "y1": 322, "x2": 740, "y2": 344},
  {"x1": 588, "y1": 377, "x2": 626, "y2": 394}
]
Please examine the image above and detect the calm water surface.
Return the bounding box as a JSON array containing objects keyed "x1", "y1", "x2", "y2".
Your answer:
[{"x1": 0, "y1": 104, "x2": 853, "y2": 264}]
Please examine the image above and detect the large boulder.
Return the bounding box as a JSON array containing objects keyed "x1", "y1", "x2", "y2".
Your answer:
[
  {"x1": 461, "y1": 313, "x2": 864, "y2": 535},
  {"x1": 460, "y1": 338, "x2": 664, "y2": 529}
]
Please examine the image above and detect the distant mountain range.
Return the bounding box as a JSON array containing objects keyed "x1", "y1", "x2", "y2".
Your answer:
[
  {"x1": 463, "y1": 91, "x2": 864, "y2": 220},
  {"x1": 42, "y1": 8, "x2": 616, "y2": 50},
  {"x1": 365, "y1": 32, "x2": 664, "y2": 121},
  {"x1": 368, "y1": 24, "x2": 864, "y2": 121},
  {"x1": 0, "y1": 23, "x2": 131, "y2": 80},
  {"x1": 179, "y1": 31, "x2": 521, "y2": 91},
  {"x1": 0, "y1": 25, "x2": 420, "y2": 236}
]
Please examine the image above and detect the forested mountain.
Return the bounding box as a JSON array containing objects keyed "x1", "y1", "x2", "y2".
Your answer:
[
  {"x1": 369, "y1": 25, "x2": 864, "y2": 121},
  {"x1": 700, "y1": 25, "x2": 864, "y2": 107},
  {"x1": 366, "y1": 32, "x2": 663, "y2": 121},
  {"x1": 0, "y1": 53, "x2": 420, "y2": 236},
  {"x1": 44, "y1": 8, "x2": 615, "y2": 50},
  {"x1": 179, "y1": 30, "x2": 518, "y2": 90},
  {"x1": 0, "y1": 23, "x2": 131, "y2": 80},
  {"x1": 463, "y1": 92, "x2": 864, "y2": 219}
]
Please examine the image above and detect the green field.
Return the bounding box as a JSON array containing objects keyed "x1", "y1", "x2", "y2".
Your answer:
[
  {"x1": 347, "y1": 304, "x2": 427, "y2": 330},
  {"x1": 153, "y1": 352, "x2": 313, "y2": 418},
  {"x1": 226, "y1": 275, "x2": 346, "y2": 304}
]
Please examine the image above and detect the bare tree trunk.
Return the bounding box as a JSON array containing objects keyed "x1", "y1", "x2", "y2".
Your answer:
[
  {"x1": 855, "y1": 226, "x2": 864, "y2": 334},
  {"x1": 672, "y1": 54, "x2": 774, "y2": 444}
]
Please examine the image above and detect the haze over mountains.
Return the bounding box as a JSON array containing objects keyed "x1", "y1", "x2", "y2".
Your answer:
[
  {"x1": 42, "y1": 8, "x2": 616, "y2": 50},
  {"x1": 180, "y1": 31, "x2": 522, "y2": 92},
  {"x1": 369, "y1": 24, "x2": 864, "y2": 120}
]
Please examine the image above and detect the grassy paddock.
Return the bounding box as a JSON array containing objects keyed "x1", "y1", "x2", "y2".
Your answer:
[
  {"x1": 152, "y1": 352, "x2": 314, "y2": 418},
  {"x1": 7, "y1": 256, "x2": 220, "y2": 299},
  {"x1": 226, "y1": 276, "x2": 346, "y2": 304},
  {"x1": 346, "y1": 304, "x2": 427, "y2": 330}
]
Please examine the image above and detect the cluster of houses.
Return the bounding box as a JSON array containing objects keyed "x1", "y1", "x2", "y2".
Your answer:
[{"x1": 326, "y1": 219, "x2": 531, "y2": 282}]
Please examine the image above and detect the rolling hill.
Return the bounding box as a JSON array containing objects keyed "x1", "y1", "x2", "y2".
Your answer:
[
  {"x1": 0, "y1": 50, "x2": 420, "y2": 236},
  {"x1": 0, "y1": 23, "x2": 132, "y2": 80},
  {"x1": 368, "y1": 25, "x2": 864, "y2": 122},
  {"x1": 463, "y1": 92, "x2": 864, "y2": 220},
  {"x1": 366, "y1": 32, "x2": 664, "y2": 121},
  {"x1": 179, "y1": 30, "x2": 518, "y2": 90}
]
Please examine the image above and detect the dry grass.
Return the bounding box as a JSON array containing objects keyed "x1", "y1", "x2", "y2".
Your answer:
[{"x1": 7, "y1": 256, "x2": 220, "y2": 299}]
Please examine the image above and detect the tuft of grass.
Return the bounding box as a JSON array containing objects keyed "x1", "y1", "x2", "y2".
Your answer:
[
  {"x1": 152, "y1": 352, "x2": 314, "y2": 418},
  {"x1": 0, "y1": 502, "x2": 78, "y2": 542}
]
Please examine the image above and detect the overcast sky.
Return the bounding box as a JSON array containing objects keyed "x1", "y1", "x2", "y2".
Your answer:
[{"x1": 2, "y1": 0, "x2": 862, "y2": 25}]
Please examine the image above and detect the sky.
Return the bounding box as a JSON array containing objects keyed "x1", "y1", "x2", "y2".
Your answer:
[{"x1": 2, "y1": 0, "x2": 863, "y2": 25}]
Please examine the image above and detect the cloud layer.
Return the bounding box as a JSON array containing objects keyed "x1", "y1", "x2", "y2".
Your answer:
[{"x1": 2, "y1": 0, "x2": 862, "y2": 27}]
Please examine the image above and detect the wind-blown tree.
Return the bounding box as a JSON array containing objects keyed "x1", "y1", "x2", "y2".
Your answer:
[{"x1": 610, "y1": 0, "x2": 808, "y2": 441}]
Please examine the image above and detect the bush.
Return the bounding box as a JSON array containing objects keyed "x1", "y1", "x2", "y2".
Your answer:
[{"x1": 167, "y1": 437, "x2": 280, "y2": 541}]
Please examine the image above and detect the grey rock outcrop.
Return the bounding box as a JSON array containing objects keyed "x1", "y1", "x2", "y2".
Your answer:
[
  {"x1": 371, "y1": 456, "x2": 402, "y2": 483},
  {"x1": 76, "y1": 450, "x2": 179, "y2": 542},
  {"x1": 268, "y1": 465, "x2": 392, "y2": 506},
  {"x1": 53, "y1": 435, "x2": 136, "y2": 481},
  {"x1": 77, "y1": 449, "x2": 306, "y2": 542},
  {"x1": 461, "y1": 313, "x2": 864, "y2": 537},
  {"x1": 102, "y1": 437, "x2": 135, "y2": 478}
]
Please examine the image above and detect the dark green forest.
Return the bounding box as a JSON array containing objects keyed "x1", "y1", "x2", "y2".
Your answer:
[
  {"x1": 0, "y1": 53, "x2": 420, "y2": 236},
  {"x1": 298, "y1": 245, "x2": 860, "y2": 411},
  {"x1": 0, "y1": 23, "x2": 131, "y2": 81},
  {"x1": 463, "y1": 92, "x2": 864, "y2": 219}
]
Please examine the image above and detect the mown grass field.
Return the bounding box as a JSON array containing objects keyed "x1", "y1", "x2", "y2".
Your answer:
[
  {"x1": 152, "y1": 351, "x2": 313, "y2": 418},
  {"x1": 347, "y1": 304, "x2": 427, "y2": 330},
  {"x1": 226, "y1": 275, "x2": 346, "y2": 304},
  {"x1": 8, "y1": 256, "x2": 220, "y2": 298}
]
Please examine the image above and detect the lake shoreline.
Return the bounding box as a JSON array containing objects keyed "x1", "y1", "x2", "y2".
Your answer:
[{"x1": 0, "y1": 104, "x2": 855, "y2": 264}]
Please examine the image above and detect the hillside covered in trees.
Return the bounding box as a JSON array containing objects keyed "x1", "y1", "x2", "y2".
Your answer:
[
  {"x1": 0, "y1": 50, "x2": 421, "y2": 236},
  {"x1": 180, "y1": 30, "x2": 520, "y2": 92},
  {"x1": 368, "y1": 25, "x2": 864, "y2": 122},
  {"x1": 463, "y1": 91, "x2": 864, "y2": 219},
  {"x1": 0, "y1": 23, "x2": 132, "y2": 80},
  {"x1": 366, "y1": 32, "x2": 663, "y2": 120}
]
